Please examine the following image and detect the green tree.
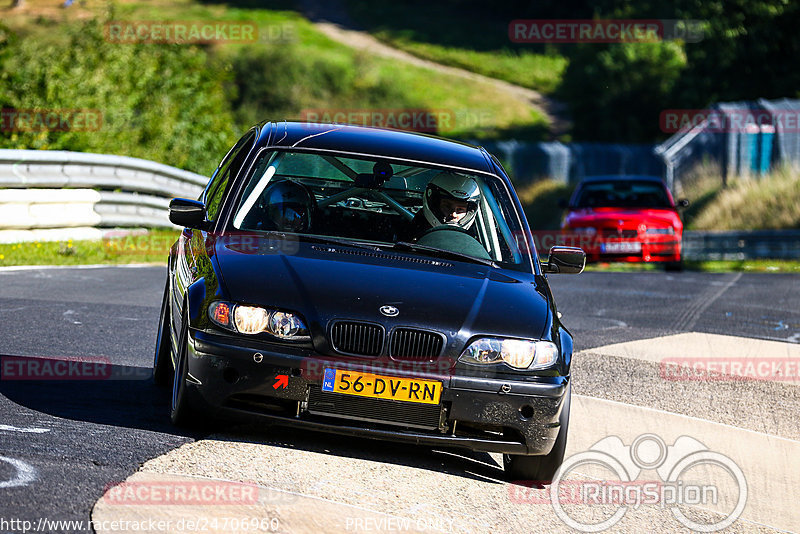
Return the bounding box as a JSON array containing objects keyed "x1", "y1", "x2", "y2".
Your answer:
[{"x1": 559, "y1": 41, "x2": 687, "y2": 142}]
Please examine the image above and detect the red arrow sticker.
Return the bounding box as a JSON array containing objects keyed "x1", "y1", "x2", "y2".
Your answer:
[{"x1": 273, "y1": 374, "x2": 288, "y2": 389}]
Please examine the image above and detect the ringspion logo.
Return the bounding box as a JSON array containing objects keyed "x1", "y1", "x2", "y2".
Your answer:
[{"x1": 511, "y1": 434, "x2": 747, "y2": 532}]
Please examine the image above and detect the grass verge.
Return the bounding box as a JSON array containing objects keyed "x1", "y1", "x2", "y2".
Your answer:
[
  {"x1": 580, "y1": 260, "x2": 800, "y2": 273},
  {"x1": 0, "y1": 230, "x2": 179, "y2": 267},
  {"x1": 4, "y1": 230, "x2": 797, "y2": 273}
]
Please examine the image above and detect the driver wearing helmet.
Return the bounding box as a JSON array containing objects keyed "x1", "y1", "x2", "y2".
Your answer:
[
  {"x1": 401, "y1": 171, "x2": 481, "y2": 241},
  {"x1": 259, "y1": 179, "x2": 316, "y2": 232}
]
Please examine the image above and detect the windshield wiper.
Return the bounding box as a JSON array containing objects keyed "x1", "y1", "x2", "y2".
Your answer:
[
  {"x1": 390, "y1": 241, "x2": 498, "y2": 268},
  {"x1": 294, "y1": 234, "x2": 384, "y2": 251}
]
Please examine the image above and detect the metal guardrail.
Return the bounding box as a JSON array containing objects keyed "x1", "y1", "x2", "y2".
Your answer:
[
  {"x1": 683, "y1": 230, "x2": 800, "y2": 261},
  {"x1": 0, "y1": 149, "x2": 208, "y2": 242}
]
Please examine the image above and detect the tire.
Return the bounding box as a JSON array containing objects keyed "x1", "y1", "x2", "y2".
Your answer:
[
  {"x1": 170, "y1": 310, "x2": 202, "y2": 428},
  {"x1": 504, "y1": 384, "x2": 571, "y2": 485},
  {"x1": 665, "y1": 259, "x2": 683, "y2": 272},
  {"x1": 152, "y1": 280, "x2": 174, "y2": 387}
]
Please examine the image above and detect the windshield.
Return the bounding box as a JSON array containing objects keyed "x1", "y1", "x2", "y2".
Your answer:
[
  {"x1": 227, "y1": 150, "x2": 530, "y2": 271},
  {"x1": 574, "y1": 180, "x2": 672, "y2": 209}
]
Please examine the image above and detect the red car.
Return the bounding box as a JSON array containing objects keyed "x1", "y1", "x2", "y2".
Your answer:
[{"x1": 560, "y1": 176, "x2": 688, "y2": 270}]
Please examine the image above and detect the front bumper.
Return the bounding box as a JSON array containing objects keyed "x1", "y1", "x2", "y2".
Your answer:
[
  {"x1": 184, "y1": 330, "x2": 569, "y2": 455},
  {"x1": 583, "y1": 237, "x2": 681, "y2": 263}
]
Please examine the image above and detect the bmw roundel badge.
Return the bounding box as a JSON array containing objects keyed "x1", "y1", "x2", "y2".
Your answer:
[{"x1": 380, "y1": 305, "x2": 399, "y2": 317}]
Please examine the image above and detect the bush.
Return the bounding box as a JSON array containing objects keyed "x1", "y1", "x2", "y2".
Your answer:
[
  {"x1": 517, "y1": 179, "x2": 575, "y2": 230},
  {"x1": 0, "y1": 20, "x2": 237, "y2": 175},
  {"x1": 227, "y1": 43, "x2": 411, "y2": 129},
  {"x1": 559, "y1": 42, "x2": 687, "y2": 142}
]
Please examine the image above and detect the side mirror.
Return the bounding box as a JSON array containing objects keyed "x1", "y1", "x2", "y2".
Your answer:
[
  {"x1": 677, "y1": 198, "x2": 690, "y2": 208},
  {"x1": 543, "y1": 246, "x2": 585, "y2": 274},
  {"x1": 169, "y1": 198, "x2": 207, "y2": 229}
]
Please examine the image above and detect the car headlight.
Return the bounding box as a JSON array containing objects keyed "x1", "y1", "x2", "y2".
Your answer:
[
  {"x1": 269, "y1": 311, "x2": 305, "y2": 338},
  {"x1": 645, "y1": 227, "x2": 674, "y2": 235},
  {"x1": 209, "y1": 301, "x2": 309, "y2": 340},
  {"x1": 458, "y1": 338, "x2": 559, "y2": 370},
  {"x1": 234, "y1": 305, "x2": 271, "y2": 334}
]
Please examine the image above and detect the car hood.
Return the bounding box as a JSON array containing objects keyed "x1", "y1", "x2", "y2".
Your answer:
[
  {"x1": 213, "y1": 238, "x2": 549, "y2": 353},
  {"x1": 566, "y1": 207, "x2": 680, "y2": 227}
]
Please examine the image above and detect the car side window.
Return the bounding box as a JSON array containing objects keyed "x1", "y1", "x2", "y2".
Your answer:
[{"x1": 205, "y1": 131, "x2": 256, "y2": 222}]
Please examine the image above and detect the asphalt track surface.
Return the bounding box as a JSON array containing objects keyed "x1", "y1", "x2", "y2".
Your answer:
[{"x1": 0, "y1": 266, "x2": 798, "y2": 532}]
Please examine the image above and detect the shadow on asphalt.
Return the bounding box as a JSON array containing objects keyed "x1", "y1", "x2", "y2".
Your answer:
[
  {"x1": 213, "y1": 424, "x2": 506, "y2": 485},
  {"x1": 0, "y1": 356, "x2": 198, "y2": 438},
  {"x1": 0, "y1": 355, "x2": 506, "y2": 484}
]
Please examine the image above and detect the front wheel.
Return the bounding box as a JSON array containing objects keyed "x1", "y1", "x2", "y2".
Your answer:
[
  {"x1": 152, "y1": 280, "x2": 174, "y2": 387},
  {"x1": 504, "y1": 384, "x2": 571, "y2": 485},
  {"x1": 170, "y1": 312, "x2": 202, "y2": 428}
]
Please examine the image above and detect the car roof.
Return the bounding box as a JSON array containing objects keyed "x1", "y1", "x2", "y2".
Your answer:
[{"x1": 256, "y1": 121, "x2": 495, "y2": 175}]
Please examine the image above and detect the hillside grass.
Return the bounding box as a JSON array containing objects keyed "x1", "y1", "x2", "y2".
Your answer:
[
  {"x1": 345, "y1": 0, "x2": 566, "y2": 95},
  {"x1": 370, "y1": 34, "x2": 567, "y2": 94},
  {"x1": 1, "y1": 0, "x2": 550, "y2": 171},
  {"x1": 687, "y1": 166, "x2": 800, "y2": 231}
]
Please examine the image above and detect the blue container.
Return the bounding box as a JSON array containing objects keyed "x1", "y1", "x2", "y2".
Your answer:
[{"x1": 758, "y1": 125, "x2": 774, "y2": 175}]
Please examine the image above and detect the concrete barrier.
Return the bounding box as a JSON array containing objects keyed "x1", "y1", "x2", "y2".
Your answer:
[{"x1": 683, "y1": 230, "x2": 800, "y2": 260}]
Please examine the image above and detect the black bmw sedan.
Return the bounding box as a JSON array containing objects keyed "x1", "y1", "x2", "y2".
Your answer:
[{"x1": 153, "y1": 121, "x2": 585, "y2": 483}]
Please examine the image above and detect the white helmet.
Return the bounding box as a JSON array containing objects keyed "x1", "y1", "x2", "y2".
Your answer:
[{"x1": 422, "y1": 172, "x2": 481, "y2": 230}]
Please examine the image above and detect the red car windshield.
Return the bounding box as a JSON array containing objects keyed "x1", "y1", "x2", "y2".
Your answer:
[{"x1": 574, "y1": 181, "x2": 672, "y2": 209}]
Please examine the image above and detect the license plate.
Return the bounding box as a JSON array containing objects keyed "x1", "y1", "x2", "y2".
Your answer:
[
  {"x1": 601, "y1": 241, "x2": 641, "y2": 253},
  {"x1": 321, "y1": 368, "x2": 442, "y2": 404}
]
